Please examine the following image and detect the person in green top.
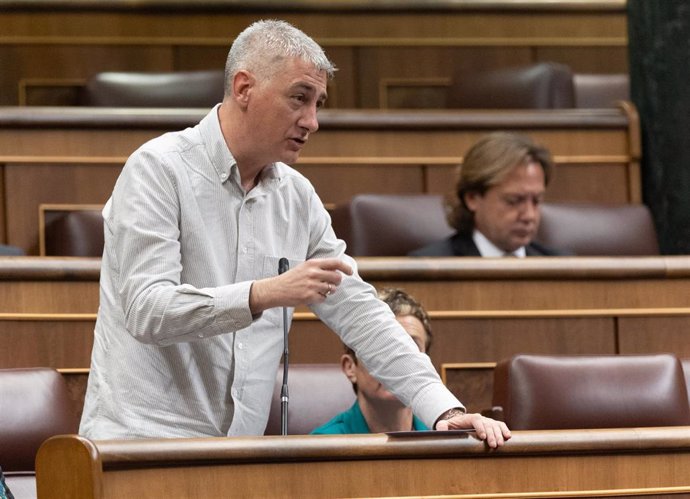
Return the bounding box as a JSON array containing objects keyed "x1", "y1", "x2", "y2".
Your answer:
[{"x1": 312, "y1": 288, "x2": 433, "y2": 434}]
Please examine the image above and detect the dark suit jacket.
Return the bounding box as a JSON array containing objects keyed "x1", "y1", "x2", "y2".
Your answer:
[{"x1": 408, "y1": 231, "x2": 568, "y2": 257}]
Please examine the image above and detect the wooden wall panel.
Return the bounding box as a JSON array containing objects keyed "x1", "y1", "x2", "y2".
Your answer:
[
  {"x1": 0, "y1": 319, "x2": 94, "y2": 368},
  {"x1": 618, "y1": 316, "x2": 690, "y2": 357},
  {"x1": 4, "y1": 163, "x2": 122, "y2": 254}
]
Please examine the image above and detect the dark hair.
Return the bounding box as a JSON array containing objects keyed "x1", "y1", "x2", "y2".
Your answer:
[{"x1": 447, "y1": 132, "x2": 553, "y2": 233}]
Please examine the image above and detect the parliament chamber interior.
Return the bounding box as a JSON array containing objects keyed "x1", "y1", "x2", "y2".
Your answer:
[{"x1": 2, "y1": 0, "x2": 690, "y2": 497}]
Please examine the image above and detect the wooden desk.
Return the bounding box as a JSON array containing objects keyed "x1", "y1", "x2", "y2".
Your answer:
[
  {"x1": 2, "y1": 256, "x2": 689, "y2": 370},
  {"x1": 35, "y1": 427, "x2": 690, "y2": 498},
  {"x1": 0, "y1": 104, "x2": 640, "y2": 253},
  {"x1": 2, "y1": 255, "x2": 690, "y2": 414},
  {"x1": 0, "y1": 0, "x2": 627, "y2": 107}
]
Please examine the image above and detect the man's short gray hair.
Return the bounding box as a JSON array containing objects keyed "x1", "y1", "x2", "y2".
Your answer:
[{"x1": 224, "y1": 19, "x2": 336, "y2": 95}]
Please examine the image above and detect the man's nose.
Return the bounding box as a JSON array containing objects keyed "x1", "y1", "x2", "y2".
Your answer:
[
  {"x1": 522, "y1": 200, "x2": 539, "y2": 220},
  {"x1": 299, "y1": 105, "x2": 319, "y2": 133}
]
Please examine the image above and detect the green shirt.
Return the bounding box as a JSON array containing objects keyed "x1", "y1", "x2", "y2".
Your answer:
[{"x1": 310, "y1": 401, "x2": 428, "y2": 434}]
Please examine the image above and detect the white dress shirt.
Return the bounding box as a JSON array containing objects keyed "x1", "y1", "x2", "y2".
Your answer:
[
  {"x1": 473, "y1": 230, "x2": 526, "y2": 257},
  {"x1": 79, "y1": 106, "x2": 461, "y2": 439}
]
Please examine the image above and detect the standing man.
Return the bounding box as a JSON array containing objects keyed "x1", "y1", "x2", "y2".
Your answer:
[
  {"x1": 410, "y1": 132, "x2": 568, "y2": 257},
  {"x1": 79, "y1": 20, "x2": 510, "y2": 447}
]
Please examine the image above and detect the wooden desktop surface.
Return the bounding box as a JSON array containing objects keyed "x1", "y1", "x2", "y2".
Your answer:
[{"x1": 36, "y1": 426, "x2": 690, "y2": 499}]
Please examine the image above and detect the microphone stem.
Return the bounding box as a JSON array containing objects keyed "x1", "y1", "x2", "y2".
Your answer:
[{"x1": 281, "y1": 304, "x2": 289, "y2": 436}]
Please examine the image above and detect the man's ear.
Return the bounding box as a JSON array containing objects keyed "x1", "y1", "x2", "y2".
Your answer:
[
  {"x1": 232, "y1": 70, "x2": 254, "y2": 109},
  {"x1": 463, "y1": 190, "x2": 480, "y2": 213},
  {"x1": 341, "y1": 353, "x2": 357, "y2": 383}
]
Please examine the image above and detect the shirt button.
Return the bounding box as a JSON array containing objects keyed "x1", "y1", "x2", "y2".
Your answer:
[
  {"x1": 242, "y1": 247, "x2": 248, "y2": 253},
  {"x1": 232, "y1": 389, "x2": 238, "y2": 397},
  {"x1": 220, "y1": 173, "x2": 227, "y2": 181},
  {"x1": 237, "y1": 342, "x2": 244, "y2": 350}
]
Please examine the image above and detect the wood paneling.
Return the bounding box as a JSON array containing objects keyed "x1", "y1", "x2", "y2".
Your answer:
[
  {"x1": 35, "y1": 428, "x2": 690, "y2": 499},
  {"x1": 0, "y1": 1, "x2": 627, "y2": 106},
  {"x1": 3, "y1": 255, "x2": 690, "y2": 415},
  {"x1": 0, "y1": 105, "x2": 641, "y2": 253}
]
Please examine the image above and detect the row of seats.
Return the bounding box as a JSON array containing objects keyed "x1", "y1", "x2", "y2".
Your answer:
[
  {"x1": 77, "y1": 63, "x2": 628, "y2": 109},
  {"x1": 40, "y1": 197, "x2": 659, "y2": 257},
  {"x1": 4, "y1": 354, "x2": 689, "y2": 483},
  {"x1": 331, "y1": 195, "x2": 659, "y2": 256}
]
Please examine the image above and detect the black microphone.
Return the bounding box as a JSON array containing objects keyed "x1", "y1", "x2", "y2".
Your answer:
[{"x1": 278, "y1": 257, "x2": 290, "y2": 436}]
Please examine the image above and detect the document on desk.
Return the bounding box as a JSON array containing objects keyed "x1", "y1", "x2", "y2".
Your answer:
[{"x1": 385, "y1": 429, "x2": 475, "y2": 438}]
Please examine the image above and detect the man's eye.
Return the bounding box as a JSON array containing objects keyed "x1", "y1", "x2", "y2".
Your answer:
[{"x1": 504, "y1": 197, "x2": 522, "y2": 206}]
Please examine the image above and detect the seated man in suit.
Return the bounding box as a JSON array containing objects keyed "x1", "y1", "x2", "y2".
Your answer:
[
  {"x1": 312, "y1": 288, "x2": 432, "y2": 434},
  {"x1": 410, "y1": 132, "x2": 567, "y2": 257}
]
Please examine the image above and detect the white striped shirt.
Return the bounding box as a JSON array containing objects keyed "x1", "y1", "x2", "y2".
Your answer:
[{"x1": 79, "y1": 105, "x2": 461, "y2": 439}]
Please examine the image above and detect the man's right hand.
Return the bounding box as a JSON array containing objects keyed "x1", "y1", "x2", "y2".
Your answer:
[{"x1": 249, "y1": 258, "x2": 353, "y2": 314}]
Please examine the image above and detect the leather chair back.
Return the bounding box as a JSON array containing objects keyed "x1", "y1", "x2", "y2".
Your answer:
[
  {"x1": 448, "y1": 62, "x2": 575, "y2": 109},
  {"x1": 80, "y1": 70, "x2": 225, "y2": 108},
  {"x1": 330, "y1": 194, "x2": 454, "y2": 256},
  {"x1": 493, "y1": 354, "x2": 690, "y2": 430},
  {"x1": 0, "y1": 368, "x2": 79, "y2": 472},
  {"x1": 573, "y1": 73, "x2": 630, "y2": 108},
  {"x1": 536, "y1": 202, "x2": 659, "y2": 256},
  {"x1": 265, "y1": 364, "x2": 356, "y2": 435},
  {"x1": 42, "y1": 209, "x2": 104, "y2": 257}
]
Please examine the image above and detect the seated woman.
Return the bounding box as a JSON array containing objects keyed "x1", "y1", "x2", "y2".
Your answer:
[
  {"x1": 0, "y1": 466, "x2": 15, "y2": 499},
  {"x1": 311, "y1": 288, "x2": 432, "y2": 434}
]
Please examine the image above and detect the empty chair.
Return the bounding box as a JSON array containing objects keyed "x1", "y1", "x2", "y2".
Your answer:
[
  {"x1": 448, "y1": 62, "x2": 575, "y2": 109},
  {"x1": 536, "y1": 202, "x2": 659, "y2": 256},
  {"x1": 681, "y1": 359, "x2": 690, "y2": 407},
  {"x1": 330, "y1": 194, "x2": 454, "y2": 256},
  {"x1": 79, "y1": 70, "x2": 225, "y2": 108},
  {"x1": 264, "y1": 364, "x2": 356, "y2": 435},
  {"x1": 41, "y1": 207, "x2": 104, "y2": 257},
  {"x1": 493, "y1": 354, "x2": 690, "y2": 430},
  {"x1": 573, "y1": 73, "x2": 630, "y2": 108},
  {"x1": 0, "y1": 368, "x2": 79, "y2": 498}
]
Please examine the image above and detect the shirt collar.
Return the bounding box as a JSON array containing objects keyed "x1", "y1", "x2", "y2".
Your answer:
[
  {"x1": 199, "y1": 105, "x2": 282, "y2": 190},
  {"x1": 472, "y1": 229, "x2": 526, "y2": 258}
]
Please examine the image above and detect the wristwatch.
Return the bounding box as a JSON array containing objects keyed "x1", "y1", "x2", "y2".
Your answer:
[{"x1": 434, "y1": 407, "x2": 466, "y2": 429}]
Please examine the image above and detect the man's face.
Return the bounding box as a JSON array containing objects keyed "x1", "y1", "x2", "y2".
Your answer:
[
  {"x1": 245, "y1": 57, "x2": 328, "y2": 166},
  {"x1": 464, "y1": 161, "x2": 546, "y2": 253},
  {"x1": 344, "y1": 315, "x2": 428, "y2": 405}
]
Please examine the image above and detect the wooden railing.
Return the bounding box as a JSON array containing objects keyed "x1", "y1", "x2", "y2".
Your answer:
[{"x1": 36, "y1": 427, "x2": 690, "y2": 499}]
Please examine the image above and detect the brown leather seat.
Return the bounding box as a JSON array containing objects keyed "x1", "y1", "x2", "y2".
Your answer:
[
  {"x1": 264, "y1": 364, "x2": 356, "y2": 435},
  {"x1": 43, "y1": 209, "x2": 104, "y2": 257},
  {"x1": 681, "y1": 359, "x2": 690, "y2": 407},
  {"x1": 0, "y1": 368, "x2": 79, "y2": 499},
  {"x1": 80, "y1": 70, "x2": 225, "y2": 108},
  {"x1": 493, "y1": 354, "x2": 690, "y2": 430},
  {"x1": 330, "y1": 194, "x2": 454, "y2": 256},
  {"x1": 536, "y1": 202, "x2": 659, "y2": 256},
  {"x1": 573, "y1": 73, "x2": 630, "y2": 108},
  {"x1": 448, "y1": 62, "x2": 575, "y2": 109}
]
